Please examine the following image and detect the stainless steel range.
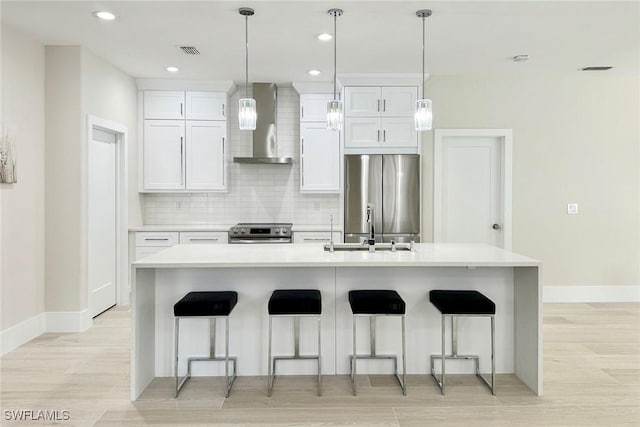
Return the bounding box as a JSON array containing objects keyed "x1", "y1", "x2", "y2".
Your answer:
[{"x1": 228, "y1": 223, "x2": 292, "y2": 244}]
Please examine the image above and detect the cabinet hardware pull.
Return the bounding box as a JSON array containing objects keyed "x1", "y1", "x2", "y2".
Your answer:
[
  {"x1": 383, "y1": 130, "x2": 386, "y2": 142},
  {"x1": 144, "y1": 238, "x2": 169, "y2": 241},
  {"x1": 180, "y1": 102, "x2": 183, "y2": 117},
  {"x1": 180, "y1": 136, "x2": 184, "y2": 186},
  {"x1": 301, "y1": 106, "x2": 304, "y2": 118},
  {"x1": 222, "y1": 104, "x2": 225, "y2": 117},
  {"x1": 304, "y1": 238, "x2": 330, "y2": 241},
  {"x1": 189, "y1": 238, "x2": 219, "y2": 241},
  {"x1": 301, "y1": 138, "x2": 304, "y2": 155},
  {"x1": 377, "y1": 130, "x2": 380, "y2": 141},
  {"x1": 383, "y1": 99, "x2": 386, "y2": 112},
  {"x1": 377, "y1": 99, "x2": 380, "y2": 112}
]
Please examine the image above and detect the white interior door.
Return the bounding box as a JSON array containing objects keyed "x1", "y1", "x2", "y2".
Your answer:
[
  {"x1": 89, "y1": 127, "x2": 117, "y2": 317},
  {"x1": 434, "y1": 131, "x2": 512, "y2": 248}
]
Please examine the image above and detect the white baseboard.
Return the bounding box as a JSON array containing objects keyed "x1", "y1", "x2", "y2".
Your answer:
[
  {"x1": 544, "y1": 285, "x2": 640, "y2": 303},
  {"x1": 45, "y1": 309, "x2": 92, "y2": 333},
  {"x1": 0, "y1": 313, "x2": 46, "y2": 356}
]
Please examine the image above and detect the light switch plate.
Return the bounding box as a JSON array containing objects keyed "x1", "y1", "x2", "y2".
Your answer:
[{"x1": 567, "y1": 203, "x2": 579, "y2": 214}]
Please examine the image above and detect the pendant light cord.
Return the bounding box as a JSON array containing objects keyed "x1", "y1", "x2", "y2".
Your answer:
[
  {"x1": 333, "y1": 12, "x2": 337, "y2": 101},
  {"x1": 422, "y1": 15, "x2": 425, "y2": 99},
  {"x1": 245, "y1": 14, "x2": 249, "y2": 99}
]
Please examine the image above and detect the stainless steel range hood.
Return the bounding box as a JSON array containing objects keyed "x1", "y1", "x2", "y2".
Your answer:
[{"x1": 233, "y1": 83, "x2": 293, "y2": 165}]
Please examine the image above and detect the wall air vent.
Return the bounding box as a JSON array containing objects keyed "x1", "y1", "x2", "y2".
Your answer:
[
  {"x1": 581, "y1": 66, "x2": 613, "y2": 71},
  {"x1": 179, "y1": 46, "x2": 200, "y2": 55}
]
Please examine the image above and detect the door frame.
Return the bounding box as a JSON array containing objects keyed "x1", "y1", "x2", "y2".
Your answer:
[
  {"x1": 87, "y1": 115, "x2": 129, "y2": 314},
  {"x1": 433, "y1": 129, "x2": 513, "y2": 250}
]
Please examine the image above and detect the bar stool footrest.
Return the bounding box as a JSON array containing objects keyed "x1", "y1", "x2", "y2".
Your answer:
[
  {"x1": 430, "y1": 354, "x2": 494, "y2": 395},
  {"x1": 176, "y1": 356, "x2": 238, "y2": 398},
  {"x1": 350, "y1": 354, "x2": 406, "y2": 396},
  {"x1": 268, "y1": 354, "x2": 322, "y2": 397}
]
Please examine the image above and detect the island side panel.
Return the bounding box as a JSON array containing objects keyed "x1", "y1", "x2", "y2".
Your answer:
[
  {"x1": 153, "y1": 267, "x2": 336, "y2": 376},
  {"x1": 132, "y1": 267, "x2": 156, "y2": 401},
  {"x1": 334, "y1": 266, "x2": 515, "y2": 375},
  {"x1": 514, "y1": 266, "x2": 542, "y2": 395}
]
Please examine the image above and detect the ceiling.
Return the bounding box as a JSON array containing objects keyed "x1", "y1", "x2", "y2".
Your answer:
[{"x1": 2, "y1": 1, "x2": 638, "y2": 84}]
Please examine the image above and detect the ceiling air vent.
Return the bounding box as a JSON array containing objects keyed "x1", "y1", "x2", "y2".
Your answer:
[
  {"x1": 581, "y1": 66, "x2": 613, "y2": 71},
  {"x1": 179, "y1": 46, "x2": 200, "y2": 55}
]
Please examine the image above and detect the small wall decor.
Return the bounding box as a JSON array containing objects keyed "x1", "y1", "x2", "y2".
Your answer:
[{"x1": 0, "y1": 121, "x2": 17, "y2": 183}]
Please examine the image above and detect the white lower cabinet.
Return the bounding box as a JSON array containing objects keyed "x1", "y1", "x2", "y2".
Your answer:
[
  {"x1": 293, "y1": 231, "x2": 342, "y2": 244},
  {"x1": 179, "y1": 231, "x2": 228, "y2": 244},
  {"x1": 135, "y1": 231, "x2": 227, "y2": 260}
]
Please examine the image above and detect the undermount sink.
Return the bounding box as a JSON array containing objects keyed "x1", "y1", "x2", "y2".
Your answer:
[{"x1": 323, "y1": 242, "x2": 413, "y2": 252}]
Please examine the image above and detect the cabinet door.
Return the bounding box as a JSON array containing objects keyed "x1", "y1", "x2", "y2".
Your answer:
[
  {"x1": 300, "y1": 123, "x2": 340, "y2": 192},
  {"x1": 143, "y1": 120, "x2": 185, "y2": 190},
  {"x1": 381, "y1": 87, "x2": 417, "y2": 117},
  {"x1": 300, "y1": 94, "x2": 333, "y2": 122},
  {"x1": 179, "y1": 231, "x2": 228, "y2": 244},
  {"x1": 381, "y1": 118, "x2": 417, "y2": 148},
  {"x1": 144, "y1": 91, "x2": 185, "y2": 120},
  {"x1": 344, "y1": 87, "x2": 381, "y2": 117},
  {"x1": 185, "y1": 121, "x2": 226, "y2": 191},
  {"x1": 186, "y1": 91, "x2": 226, "y2": 121},
  {"x1": 344, "y1": 118, "x2": 381, "y2": 148}
]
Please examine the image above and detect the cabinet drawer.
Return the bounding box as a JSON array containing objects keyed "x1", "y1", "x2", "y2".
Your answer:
[
  {"x1": 179, "y1": 231, "x2": 228, "y2": 244},
  {"x1": 135, "y1": 246, "x2": 168, "y2": 261},
  {"x1": 135, "y1": 232, "x2": 179, "y2": 247},
  {"x1": 293, "y1": 231, "x2": 342, "y2": 244}
]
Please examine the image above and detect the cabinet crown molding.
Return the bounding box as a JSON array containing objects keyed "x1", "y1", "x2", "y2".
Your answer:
[{"x1": 136, "y1": 79, "x2": 236, "y2": 93}]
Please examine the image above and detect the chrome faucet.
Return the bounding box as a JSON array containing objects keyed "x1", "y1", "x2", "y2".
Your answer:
[
  {"x1": 366, "y1": 203, "x2": 375, "y2": 251},
  {"x1": 329, "y1": 214, "x2": 335, "y2": 253}
]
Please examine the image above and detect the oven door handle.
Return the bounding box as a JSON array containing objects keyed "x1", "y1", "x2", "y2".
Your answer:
[{"x1": 229, "y1": 238, "x2": 292, "y2": 244}]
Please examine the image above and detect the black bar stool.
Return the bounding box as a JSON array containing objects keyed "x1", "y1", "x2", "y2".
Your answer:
[
  {"x1": 348, "y1": 290, "x2": 407, "y2": 396},
  {"x1": 173, "y1": 291, "x2": 238, "y2": 398},
  {"x1": 267, "y1": 289, "x2": 322, "y2": 397},
  {"x1": 429, "y1": 290, "x2": 496, "y2": 395}
]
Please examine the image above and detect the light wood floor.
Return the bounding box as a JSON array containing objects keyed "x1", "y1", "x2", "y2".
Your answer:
[{"x1": 1, "y1": 303, "x2": 639, "y2": 426}]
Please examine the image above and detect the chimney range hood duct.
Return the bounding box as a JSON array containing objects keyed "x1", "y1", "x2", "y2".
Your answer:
[{"x1": 233, "y1": 83, "x2": 293, "y2": 165}]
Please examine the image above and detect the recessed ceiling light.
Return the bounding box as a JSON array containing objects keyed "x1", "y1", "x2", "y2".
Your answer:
[
  {"x1": 308, "y1": 69, "x2": 321, "y2": 76},
  {"x1": 318, "y1": 33, "x2": 333, "y2": 41},
  {"x1": 94, "y1": 11, "x2": 116, "y2": 21},
  {"x1": 512, "y1": 55, "x2": 529, "y2": 62},
  {"x1": 165, "y1": 66, "x2": 179, "y2": 73}
]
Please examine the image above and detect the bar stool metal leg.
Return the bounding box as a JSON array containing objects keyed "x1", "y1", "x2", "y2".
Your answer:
[
  {"x1": 351, "y1": 314, "x2": 357, "y2": 396},
  {"x1": 317, "y1": 317, "x2": 322, "y2": 397},
  {"x1": 174, "y1": 318, "x2": 180, "y2": 398},
  {"x1": 267, "y1": 316, "x2": 274, "y2": 397}
]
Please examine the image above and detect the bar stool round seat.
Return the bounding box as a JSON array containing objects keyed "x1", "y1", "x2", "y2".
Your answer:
[
  {"x1": 348, "y1": 290, "x2": 407, "y2": 396},
  {"x1": 173, "y1": 291, "x2": 238, "y2": 398},
  {"x1": 429, "y1": 290, "x2": 496, "y2": 395},
  {"x1": 267, "y1": 290, "x2": 322, "y2": 397}
]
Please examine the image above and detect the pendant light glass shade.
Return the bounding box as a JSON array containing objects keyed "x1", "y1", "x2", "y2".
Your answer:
[
  {"x1": 327, "y1": 100, "x2": 343, "y2": 131},
  {"x1": 415, "y1": 9, "x2": 433, "y2": 131},
  {"x1": 327, "y1": 9, "x2": 343, "y2": 131},
  {"x1": 238, "y1": 98, "x2": 257, "y2": 130},
  {"x1": 238, "y1": 7, "x2": 256, "y2": 130},
  {"x1": 415, "y1": 99, "x2": 432, "y2": 131}
]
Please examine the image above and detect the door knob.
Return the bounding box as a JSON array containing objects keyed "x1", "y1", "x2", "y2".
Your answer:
[{"x1": 492, "y1": 224, "x2": 500, "y2": 230}]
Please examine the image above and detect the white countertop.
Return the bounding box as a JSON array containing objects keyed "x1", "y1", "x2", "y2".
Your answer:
[
  {"x1": 132, "y1": 243, "x2": 540, "y2": 268},
  {"x1": 129, "y1": 224, "x2": 343, "y2": 232}
]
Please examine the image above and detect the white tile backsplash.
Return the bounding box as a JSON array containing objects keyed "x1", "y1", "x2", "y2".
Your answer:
[{"x1": 143, "y1": 86, "x2": 340, "y2": 226}]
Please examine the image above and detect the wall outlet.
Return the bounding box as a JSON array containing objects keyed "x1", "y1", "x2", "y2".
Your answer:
[{"x1": 567, "y1": 203, "x2": 579, "y2": 215}]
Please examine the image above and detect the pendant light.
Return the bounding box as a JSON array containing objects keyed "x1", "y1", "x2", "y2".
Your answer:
[
  {"x1": 238, "y1": 7, "x2": 257, "y2": 130},
  {"x1": 326, "y1": 8, "x2": 343, "y2": 131},
  {"x1": 415, "y1": 9, "x2": 433, "y2": 131}
]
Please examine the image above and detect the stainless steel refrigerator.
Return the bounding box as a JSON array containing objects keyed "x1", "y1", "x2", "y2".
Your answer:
[{"x1": 344, "y1": 154, "x2": 420, "y2": 243}]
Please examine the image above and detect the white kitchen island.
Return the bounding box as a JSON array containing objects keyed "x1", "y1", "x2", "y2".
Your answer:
[{"x1": 131, "y1": 243, "x2": 542, "y2": 400}]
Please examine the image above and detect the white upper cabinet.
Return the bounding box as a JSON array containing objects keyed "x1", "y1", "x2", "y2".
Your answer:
[
  {"x1": 300, "y1": 122, "x2": 340, "y2": 192},
  {"x1": 344, "y1": 86, "x2": 418, "y2": 152},
  {"x1": 141, "y1": 90, "x2": 228, "y2": 192},
  {"x1": 186, "y1": 91, "x2": 226, "y2": 121},
  {"x1": 300, "y1": 94, "x2": 332, "y2": 122},
  {"x1": 185, "y1": 121, "x2": 226, "y2": 190},
  {"x1": 143, "y1": 120, "x2": 185, "y2": 190},
  {"x1": 144, "y1": 91, "x2": 185, "y2": 120},
  {"x1": 299, "y1": 94, "x2": 341, "y2": 193}
]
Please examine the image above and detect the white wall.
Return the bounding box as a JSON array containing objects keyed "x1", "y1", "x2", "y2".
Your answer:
[
  {"x1": 1, "y1": 24, "x2": 46, "y2": 330},
  {"x1": 143, "y1": 86, "x2": 340, "y2": 226},
  {"x1": 424, "y1": 74, "x2": 640, "y2": 288},
  {"x1": 45, "y1": 46, "x2": 139, "y2": 316}
]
